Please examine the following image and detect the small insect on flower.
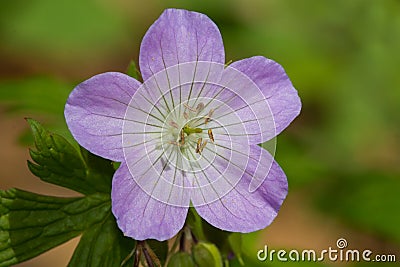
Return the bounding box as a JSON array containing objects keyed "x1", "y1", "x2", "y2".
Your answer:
[{"x1": 208, "y1": 129, "x2": 214, "y2": 143}]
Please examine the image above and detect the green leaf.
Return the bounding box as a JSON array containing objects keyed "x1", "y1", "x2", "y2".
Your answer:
[
  {"x1": 0, "y1": 120, "x2": 136, "y2": 266},
  {"x1": 0, "y1": 189, "x2": 109, "y2": 267},
  {"x1": 68, "y1": 214, "x2": 135, "y2": 267},
  {"x1": 27, "y1": 118, "x2": 113, "y2": 194}
]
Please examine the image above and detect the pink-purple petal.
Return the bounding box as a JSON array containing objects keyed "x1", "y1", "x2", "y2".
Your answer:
[
  {"x1": 139, "y1": 9, "x2": 225, "y2": 81},
  {"x1": 112, "y1": 163, "x2": 190, "y2": 241},
  {"x1": 64, "y1": 72, "x2": 140, "y2": 161},
  {"x1": 193, "y1": 145, "x2": 287, "y2": 232},
  {"x1": 230, "y1": 56, "x2": 301, "y2": 135}
]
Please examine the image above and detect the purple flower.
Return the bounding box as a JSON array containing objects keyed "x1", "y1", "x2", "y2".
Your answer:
[{"x1": 64, "y1": 9, "x2": 301, "y2": 241}]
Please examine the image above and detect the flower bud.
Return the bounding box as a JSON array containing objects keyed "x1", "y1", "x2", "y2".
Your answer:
[
  {"x1": 167, "y1": 252, "x2": 195, "y2": 267},
  {"x1": 192, "y1": 242, "x2": 222, "y2": 267}
]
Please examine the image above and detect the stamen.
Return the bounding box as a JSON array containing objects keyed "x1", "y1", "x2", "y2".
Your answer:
[
  {"x1": 208, "y1": 129, "x2": 214, "y2": 143},
  {"x1": 169, "y1": 121, "x2": 179, "y2": 129},
  {"x1": 199, "y1": 140, "x2": 208, "y2": 154},
  {"x1": 179, "y1": 130, "x2": 185, "y2": 146},
  {"x1": 196, "y1": 138, "x2": 202, "y2": 154},
  {"x1": 183, "y1": 112, "x2": 189, "y2": 120},
  {"x1": 183, "y1": 103, "x2": 197, "y2": 112},
  {"x1": 196, "y1": 138, "x2": 208, "y2": 155},
  {"x1": 168, "y1": 140, "x2": 181, "y2": 146},
  {"x1": 205, "y1": 109, "x2": 214, "y2": 124},
  {"x1": 196, "y1": 102, "x2": 205, "y2": 113}
]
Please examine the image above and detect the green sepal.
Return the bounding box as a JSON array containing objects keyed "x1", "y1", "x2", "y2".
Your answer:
[
  {"x1": 126, "y1": 60, "x2": 142, "y2": 81},
  {"x1": 186, "y1": 207, "x2": 206, "y2": 241},
  {"x1": 68, "y1": 214, "x2": 135, "y2": 267}
]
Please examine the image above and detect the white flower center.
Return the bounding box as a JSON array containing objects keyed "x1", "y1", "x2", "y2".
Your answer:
[{"x1": 160, "y1": 100, "x2": 218, "y2": 172}]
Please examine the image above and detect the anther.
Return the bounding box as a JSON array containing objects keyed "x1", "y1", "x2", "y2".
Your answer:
[
  {"x1": 196, "y1": 138, "x2": 202, "y2": 154},
  {"x1": 199, "y1": 140, "x2": 208, "y2": 154},
  {"x1": 169, "y1": 121, "x2": 179, "y2": 129},
  {"x1": 168, "y1": 140, "x2": 181, "y2": 146},
  {"x1": 196, "y1": 138, "x2": 208, "y2": 154},
  {"x1": 205, "y1": 109, "x2": 214, "y2": 124},
  {"x1": 208, "y1": 129, "x2": 214, "y2": 143},
  {"x1": 196, "y1": 103, "x2": 205, "y2": 113},
  {"x1": 179, "y1": 130, "x2": 185, "y2": 146},
  {"x1": 183, "y1": 103, "x2": 197, "y2": 112}
]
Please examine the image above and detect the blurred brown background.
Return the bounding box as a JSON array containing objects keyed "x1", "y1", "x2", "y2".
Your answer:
[{"x1": 1, "y1": 0, "x2": 399, "y2": 266}]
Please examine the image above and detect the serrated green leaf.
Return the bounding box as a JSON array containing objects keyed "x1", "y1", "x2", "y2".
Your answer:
[
  {"x1": 27, "y1": 118, "x2": 113, "y2": 194},
  {"x1": 0, "y1": 189, "x2": 109, "y2": 267},
  {"x1": 0, "y1": 119, "x2": 136, "y2": 266}
]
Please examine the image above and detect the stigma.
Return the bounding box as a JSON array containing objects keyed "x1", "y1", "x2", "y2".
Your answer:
[{"x1": 166, "y1": 101, "x2": 216, "y2": 156}]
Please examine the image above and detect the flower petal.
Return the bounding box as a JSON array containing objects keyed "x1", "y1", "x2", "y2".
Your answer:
[
  {"x1": 230, "y1": 56, "x2": 301, "y2": 135},
  {"x1": 65, "y1": 72, "x2": 140, "y2": 161},
  {"x1": 122, "y1": 135, "x2": 192, "y2": 207},
  {"x1": 139, "y1": 9, "x2": 225, "y2": 81},
  {"x1": 112, "y1": 163, "x2": 189, "y2": 241},
  {"x1": 193, "y1": 63, "x2": 276, "y2": 144},
  {"x1": 193, "y1": 145, "x2": 287, "y2": 232}
]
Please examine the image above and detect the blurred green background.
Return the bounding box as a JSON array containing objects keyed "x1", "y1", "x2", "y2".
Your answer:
[{"x1": 1, "y1": 0, "x2": 399, "y2": 266}]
